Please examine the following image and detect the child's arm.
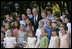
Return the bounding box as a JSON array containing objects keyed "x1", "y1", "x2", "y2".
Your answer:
[
  {"x1": 55, "y1": 37, "x2": 60, "y2": 48},
  {"x1": 32, "y1": 26, "x2": 34, "y2": 31},
  {"x1": 25, "y1": 33, "x2": 27, "y2": 41},
  {"x1": 13, "y1": 38, "x2": 17, "y2": 48},
  {"x1": 35, "y1": 38, "x2": 40, "y2": 48},
  {"x1": 66, "y1": 35, "x2": 69, "y2": 48},
  {"x1": 45, "y1": 41, "x2": 48, "y2": 48},
  {"x1": 3, "y1": 38, "x2": 6, "y2": 48},
  {"x1": 16, "y1": 32, "x2": 19, "y2": 42},
  {"x1": 45, "y1": 37, "x2": 48, "y2": 48}
]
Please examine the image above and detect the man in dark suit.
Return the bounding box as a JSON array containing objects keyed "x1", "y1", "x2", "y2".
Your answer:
[{"x1": 31, "y1": 8, "x2": 42, "y2": 34}]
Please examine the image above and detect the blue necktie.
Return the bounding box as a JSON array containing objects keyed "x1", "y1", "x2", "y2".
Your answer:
[{"x1": 35, "y1": 17, "x2": 36, "y2": 25}]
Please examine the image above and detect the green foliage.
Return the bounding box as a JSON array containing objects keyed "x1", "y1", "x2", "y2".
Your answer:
[{"x1": 1, "y1": 1, "x2": 71, "y2": 21}]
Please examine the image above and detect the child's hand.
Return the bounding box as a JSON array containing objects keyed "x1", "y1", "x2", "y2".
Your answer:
[{"x1": 13, "y1": 42, "x2": 17, "y2": 48}]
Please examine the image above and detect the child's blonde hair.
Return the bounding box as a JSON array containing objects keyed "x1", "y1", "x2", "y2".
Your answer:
[
  {"x1": 7, "y1": 29, "x2": 13, "y2": 36},
  {"x1": 38, "y1": 20, "x2": 44, "y2": 25},
  {"x1": 41, "y1": 28, "x2": 48, "y2": 33},
  {"x1": 46, "y1": 19, "x2": 52, "y2": 25}
]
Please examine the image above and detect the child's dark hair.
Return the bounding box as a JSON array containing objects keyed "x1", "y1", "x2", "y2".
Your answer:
[
  {"x1": 57, "y1": 19, "x2": 62, "y2": 23},
  {"x1": 46, "y1": 8, "x2": 52, "y2": 14},
  {"x1": 1, "y1": 31, "x2": 5, "y2": 36},
  {"x1": 54, "y1": 13, "x2": 60, "y2": 18},
  {"x1": 51, "y1": 28, "x2": 58, "y2": 36},
  {"x1": 61, "y1": 25, "x2": 68, "y2": 31},
  {"x1": 64, "y1": 15, "x2": 71, "y2": 23},
  {"x1": 29, "y1": 30, "x2": 35, "y2": 37}
]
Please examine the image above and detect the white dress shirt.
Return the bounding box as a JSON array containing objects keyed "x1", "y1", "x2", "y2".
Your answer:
[
  {"x1": 27, "y1": 14, "x2": 33, "y2": 19},
  {"x1": 34, "y1": 15, "x2": 38, "y2": 23}
]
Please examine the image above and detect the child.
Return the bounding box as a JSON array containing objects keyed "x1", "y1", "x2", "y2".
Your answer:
[
  {"x1": 60, "y1": 10, "x2": 66, "y2": 22},
  {"x1": 44, "y1": 19, "x2": 53, "y2": 43},
  {"x1": 5, "y1": 15, "x2": 10, "y2": 22},
  {"x1": 41, "y1": 10, "x2": 47, "y2": 27},
  {"x1": 4, "y1": 23, "x2": 11, "y2": 37},
  {"x1": 13, "y1": 21, "x2": 19, "y2": 37},
  {"x1": 35, "y1": 20, "x2": 44, "y2": 39},
  {"x1": 60, "y1": 25, "x2": 69, "y2": 48},
  {"x1": 47, "y1": 8, "x2": 54, "y2": 21},
  {"x1": 51, "y1": 21, "x2": 58, "y2": 28},
  {"x1": 64, "y1": 16, "x2": 71, "y2": 48},
  {"x1": 48, "y1": 28, "x2": 60, "y2": 48},
  {"x1": 35, "y1": 20, "x2": 44, "y2": 48},
  {"x1": 23, "y1": 30, "x2": 36, "y2": 48},
  {"x1": 64, "y1": 16, "x2": 71, "y2": 35},
  {"x1": 1, "y1": 32, "x2": 5, "y2": 48},
  {"x1": 54, "y1": 13, "x2": 60, "y2": 21},
  {"x1": 17, "y1": 24, "x2": 27, "y2": 48},
  {"x1": 3, "y1": 30, "x2": 17, "y2": 48},
  {"x1": 25, "y1": 18, "x2": 34, "y2": 36},
  {"x1": 40, "y1": 28, "x2": 48, "y2": 48},
  {"x1": 1, "y1": 26, "x2": 6, "y2": 33},
  {"x1": 20, "y1": 14, "x2": 27, "y2": 26},
  {"x1": 59, "y1": 23, "x2": 66, "y2": 37}
]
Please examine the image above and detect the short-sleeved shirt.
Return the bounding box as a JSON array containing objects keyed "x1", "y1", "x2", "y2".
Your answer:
[{"x1": 40, "y1": 36, "x2": 48, "y2": 48}]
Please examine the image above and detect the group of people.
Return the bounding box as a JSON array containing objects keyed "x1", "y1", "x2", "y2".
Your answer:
[{"x1": 1, "y1": 8, "x2": 71, "y2": 48}]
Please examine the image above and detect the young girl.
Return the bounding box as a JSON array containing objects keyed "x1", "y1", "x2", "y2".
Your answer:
[
  {"x1": 3, "y1": 30, "x2": 17, "y2": 48},
  {"x1": 13, "y1": 21, "x2": 19, "y2": 37},
  {"x1": 41, "y1": 10, "x2": 47, "y2": 27},
  {"x1": 1, "y1": 32, "x2": 5, "y2": 48},
  {"x1": 44, "y1": 19, "x2": 53, "y2": 43},
  {"x1": 59, "y1": 23, "x2": 66, "y2": 37},
  {"x1": 5, "y1": 14, "x2": 10, "y2": 22},
  {"x1": 25, "y1": 18, "x2": 34, "y2": 36},
  {"x1": 40, "y1": 28, "x2": 48, "y2": 48},
  {"x1": 60, "y1": 10, "x2": 66, "y2": 22},
  {"x1": 35, "y1": 20, "x2": 44, "y2": 48},
  {"x1": 4, "y1": 23, "x2": 11, "y2": 37},
  {"x1": 1, "y1": 26, "x2": 6, "y2": 33},
  {"x1": 60, "y1": 25, "x2": 69, "y2": 48},
  {"x1": 48, "y1": 28, "x2": 60, "y2": 48},
  {"x1": 17, "y1": 24, "x2": 27, "y2": 48},
  {"x1": 23, "y1": 30, "x2": 36, "y2": 48}
]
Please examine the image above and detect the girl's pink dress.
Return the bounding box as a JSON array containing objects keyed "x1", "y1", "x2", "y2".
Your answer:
[
  {"x1": 13, "y1": 28, "x2": 19, "y2": 37},
  {"x1": 60, "y1": 34, "x2": 69, "y2": 48}
]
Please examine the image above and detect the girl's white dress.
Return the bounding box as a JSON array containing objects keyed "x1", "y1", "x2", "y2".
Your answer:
[
  {"x1": 48, "y1": 36, "x2": 59, "y2": 48},
  {"x1": 4, "y1": 37, "x2": 16, "y2": 48},
  {"x1": 26, "y1": 37, "x2": 36, "y2": 48}
]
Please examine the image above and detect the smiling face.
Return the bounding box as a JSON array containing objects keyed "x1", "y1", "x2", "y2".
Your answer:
[
  {"x1": 52, "y1": 23, "x2": 57, "y2": 28},
  {"x1": 5, "y1": 23, "x2": 10, "y2": 30},
  {"x1": 22, "y1": 14, "x2": 26, "y2": 20},
  {"x1": 7, "y1": 30, "x2": 12, "y2": 37},
  {"x1": 41, "y1": 11, "x2": 46, "y2": 18},
  {"x1": 38, "y1": 21, "x2": 44, "y2": 28},
  {"x1": 64, "y1": 18, "x2": 69, "y2": 23},
  {"x1": 46, "y1": 20, "x2": 51, "y2": 27},
  {"x1": 1, "y1": 33, "x2": 4, "y2": 40},
  {"x1": 32, "y1": 8, "x2": 38, "y2": 16},
  {"x1": 60, "y1": 27, "x2": 66, "y2": 35},
  {"x1": 26, "y1": 19, "x2": 30, "y2": 25},
  {"x1": 52, "y1": 31, "x2": 57, "y2": 36},
  {"x1": 41, "y1": 29, "x2": 46, "y2": 37},
  {"x1": 26, "y1": 9, "x2": 31, "y2": 15},
  {"x1": 20, "y1": 25, "x2": 25, "y2": 31}
]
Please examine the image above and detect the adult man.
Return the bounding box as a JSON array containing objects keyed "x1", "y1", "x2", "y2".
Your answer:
[{"x1": 31, "y1": 8, "x2": 42, "y2": 33}]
